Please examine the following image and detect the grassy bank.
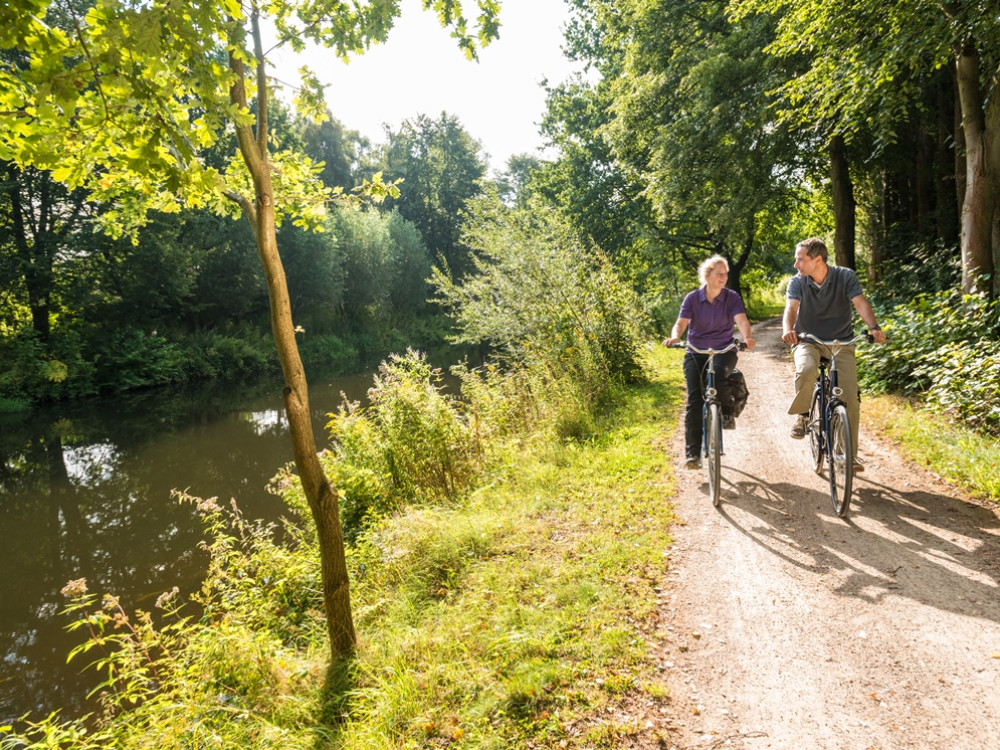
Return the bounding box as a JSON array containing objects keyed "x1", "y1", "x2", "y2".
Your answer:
[
  {"x1": 3, "y1": 345, "x2": 687, "y2": 749},
  {"x1": 864, "y1": 394, "x2": 1000, "y2": 503},
  {"x1": 339, "y1": 348, "x2": 684, "y2": 748}
]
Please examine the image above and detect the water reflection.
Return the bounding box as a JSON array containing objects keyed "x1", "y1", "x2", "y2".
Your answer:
[{"x1": 0, "y1": 370, "x2": 372, "y2": 726}]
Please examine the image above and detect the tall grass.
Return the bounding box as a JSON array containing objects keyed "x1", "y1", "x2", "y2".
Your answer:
[{"x1": 2, "y1": 345, "x2": 686, "y2": 749}]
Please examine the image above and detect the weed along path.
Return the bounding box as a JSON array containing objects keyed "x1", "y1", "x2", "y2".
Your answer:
[{"x1": 647, "y1": 316, "x2": 1000, "y2": 749}]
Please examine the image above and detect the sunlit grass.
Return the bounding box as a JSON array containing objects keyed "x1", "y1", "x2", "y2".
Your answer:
[
  {"x1": 340, "y1": 345, "x2": 686, "y2": 748},
  {"x1": 864, "y1": 393, "x2": 1000, "y2": 503},
  {"x1": 4, "y1": 345, "x2": 686, "y2": 749}
]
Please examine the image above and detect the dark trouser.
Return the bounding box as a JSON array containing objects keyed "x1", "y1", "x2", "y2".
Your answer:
[{"x1": 683, "y1": 350, "x2": 738, "y2": 459}]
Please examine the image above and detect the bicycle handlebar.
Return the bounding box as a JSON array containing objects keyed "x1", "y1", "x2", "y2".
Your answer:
[
  {"x1": 669, "y1": 340, "x2": 747, "y2": 355},
  {"x1": 798, "y1": 332, "x2": 874, "y2": 347}
]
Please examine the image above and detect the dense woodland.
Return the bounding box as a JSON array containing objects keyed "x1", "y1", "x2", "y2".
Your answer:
[
  {"x1": 2, "y1": 0, "x2": 1000, "y2": 745},
  {"x1": 2, "y1": 1, "x2": 999, "y2": 409}
]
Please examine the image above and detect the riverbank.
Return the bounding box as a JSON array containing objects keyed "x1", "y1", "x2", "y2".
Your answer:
[
  {"x1": 3, "y1": 344, "x2": 685, "y2": 747},
  {"x1": 5, "y1": 338, "x2": 998, "y2": 748}
]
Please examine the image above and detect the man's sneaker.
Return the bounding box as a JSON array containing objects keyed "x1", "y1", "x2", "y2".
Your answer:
[
  {"x1": 853, "y1": 458, "x2": 865, "y2": 473},
  {"x1": 722, "y1": 415, "x2": 736, "y2": 430},
  {"x1": 685, "y1": 456, "x2": 701, "y2": 470},
  {"x1": 790, "y1": 414, "x2": 808, "y2": 439}
]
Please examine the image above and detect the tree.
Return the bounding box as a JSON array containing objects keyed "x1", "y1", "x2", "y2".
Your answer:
[
  {"x1": 375, "y1": 112, "x2": 487, "y2": 276},
  {"x1": 730, "y1": 0, "x2": 1000, "y2": 294},
  {"x1": 300, "y1": 114, "x2": 366, "y2": 191},
  {"x1": 494, "y1": 153, "x2": 544, "y2": 207},
  {"x1": 1, "y1": 162, "x2": 91, "y2": 342},
  {"x1": 557, "y1": 0, "x2": 804, "y2": 298},
  {"x1": 0, "y1": 0, "x2": 500, "y2": 660}
]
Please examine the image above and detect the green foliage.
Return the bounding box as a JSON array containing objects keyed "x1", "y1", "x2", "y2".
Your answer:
[
  {"x1": 432, "y1": 192, "x2": 650, "y2": 401},
  {"x1": 325, "y1": 350, "x2": 482, "y2": 536},
  {"x1": 371, "y1": 112, "x2": 487, "y2": 275},
  {"x1": 860, "y1": 290, "x2": 1000, "y2": 435},
  {"x1": 871, "y1": 240, "x2": 961, "y2": 300},
  {"x1": 334, "y1": 206, "x2": 433, "y2": 327},
  {"x1": 728, "y1": 0, "x2": 954, "y2": 146}
]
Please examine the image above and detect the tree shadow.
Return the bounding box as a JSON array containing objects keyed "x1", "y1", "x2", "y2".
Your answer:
[
  {"x1": 311, "y1": 657, "x2": 356, "y2": 748},
  {"x1": 705, "y1": 467, "x2": 1000, "y2": 624}
]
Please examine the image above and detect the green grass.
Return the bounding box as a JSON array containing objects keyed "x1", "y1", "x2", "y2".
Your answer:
[
  {"x1": 4, "y1": 346, "x2": 688, "y2": 750},
  {"x1": 865, "y1": 393, "x2": 1000, "y2": 503},
  {"x1": 340, "y1": 346, "x2": 686, "y2": 748}
]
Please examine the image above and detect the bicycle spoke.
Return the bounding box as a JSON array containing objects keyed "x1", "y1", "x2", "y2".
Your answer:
[{"x1": 808, "y1": 388, "x2": 824, "y2": 475}]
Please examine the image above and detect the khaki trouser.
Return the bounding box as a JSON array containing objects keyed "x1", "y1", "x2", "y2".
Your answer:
[{"x1": 788, "y1": 343, "x2": 860, "y2": 459}]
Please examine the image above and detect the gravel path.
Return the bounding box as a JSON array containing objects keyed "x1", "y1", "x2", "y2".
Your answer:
[{"x1": 649, "y1": 316, "x2": 1000, "y2": 749}]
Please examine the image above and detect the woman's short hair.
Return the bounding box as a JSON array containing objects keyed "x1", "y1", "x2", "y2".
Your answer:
[{"x1": 698, "y1": 254, "x2": 729, "y2": 286}]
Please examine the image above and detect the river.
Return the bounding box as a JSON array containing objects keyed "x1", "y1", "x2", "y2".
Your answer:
[{"x1": 0, "y1": 368, "x2": 376, "y2": 727}]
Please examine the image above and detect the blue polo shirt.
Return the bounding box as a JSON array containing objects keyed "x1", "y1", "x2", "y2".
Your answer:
[{"x1": 679, "y1": 287, "x2": 746, "y2": 349}]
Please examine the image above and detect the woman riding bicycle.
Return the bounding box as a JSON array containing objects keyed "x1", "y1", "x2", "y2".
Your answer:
[{"x1": 664, "y1": 255, "x2": 756, "y2": 469}]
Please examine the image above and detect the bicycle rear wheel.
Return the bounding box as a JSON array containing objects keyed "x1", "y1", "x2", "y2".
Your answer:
[
  {"x1": 808, "y1": 388, "x2": 824, "y2": 475},
  {"x1": 828, "y1": 403, "x2": 853, "y2": 517},
  {"x1": 706, "y1": 402, "x2": 723, "y2": 506}
]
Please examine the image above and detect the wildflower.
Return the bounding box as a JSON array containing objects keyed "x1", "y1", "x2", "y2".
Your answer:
[
  {"x1": 102, "y1": 593, "x2": 120, "y2": 612},
  {"x1": 196, "y1": 497, "x2": 222, "y2": 515},
  {"x1": 155, "y1": 587, "x2": 180, "y2": 609},
  {"x1": 61, "y1": 578, "x2": 88, "y2": 598}
]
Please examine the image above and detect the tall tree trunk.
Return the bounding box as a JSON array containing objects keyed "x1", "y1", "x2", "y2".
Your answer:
[
  {"x1": 5, "y1": 164, "x2": 53, "y2": 341},
  {"x1": 830, "y1": 134, "x2": 856, "y2": 271},
  {"x1": 725, "y1": 216, "x2": 755, "y2": 299},
  {"x1": 228, "y1": 17, "x2": 356, "y2": 659},
  {"x1": 955, "y1": 46, "x2": 999, "y2": 294}
]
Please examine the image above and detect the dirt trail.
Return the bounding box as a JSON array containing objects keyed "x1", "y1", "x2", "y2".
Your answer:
[{"x1": 648, "y1": 316, "x2": 1000, "y2": 749}]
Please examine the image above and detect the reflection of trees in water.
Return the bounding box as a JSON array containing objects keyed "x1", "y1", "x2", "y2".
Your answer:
[{"x1": 0, "y1": 372, "x2": 331, "y2": 725}]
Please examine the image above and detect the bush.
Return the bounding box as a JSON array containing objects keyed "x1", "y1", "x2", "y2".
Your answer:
[
  {"x1": 325, "y1": 350, "x2": 482, "y2": 537},
  {"x1": 860, "y1": 289, "x2": 1000, "y2": 436},
  {"x1": 432, "y1": 193, "x2": 650, "y2": 408}
]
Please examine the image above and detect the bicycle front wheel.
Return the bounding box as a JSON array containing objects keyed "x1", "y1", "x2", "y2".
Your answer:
[
  {"x1": 808, "y1": 388, "x2": 824, "y2": 475},
  {"x1": 828, "y1": 403, "x2": 853, "y2": 517},
  {"x1": 706, "y1": 402, "x2": 723, "y2": 506}
]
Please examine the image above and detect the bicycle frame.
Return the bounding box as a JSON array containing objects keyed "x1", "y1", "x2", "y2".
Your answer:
[
  {"x1": 799, "y1": 333, "x2": 871, "y2": 516},
  {"x1": 683, "y1": 340, "x2": 744, "y2": 506},
  {"x1": 684, "y1": 341, "x2": 741, "y2": 450}
]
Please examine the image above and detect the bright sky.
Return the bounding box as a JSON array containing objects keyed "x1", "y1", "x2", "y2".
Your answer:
[{"x1": 268, "y1": 0, "x2": 584, "y2": 174}]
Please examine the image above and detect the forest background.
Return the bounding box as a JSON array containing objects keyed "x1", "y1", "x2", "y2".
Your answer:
[{"x1": 2, "y1": 0, "x2": 1000, "y2": 747}]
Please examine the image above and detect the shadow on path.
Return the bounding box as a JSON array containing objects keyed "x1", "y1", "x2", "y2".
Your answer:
[{"x1": 706, "y1": 467, "x2": 1000, "y2": 624}]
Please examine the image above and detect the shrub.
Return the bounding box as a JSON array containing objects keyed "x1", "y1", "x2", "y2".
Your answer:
[
  {"x1": 432, "y1": 192, "x2": 650, "y2": 410},
  {"x1": 325, "y1": 350, "x2": 482, "y2": 537},
  {"x1": 860, "y1": 289, "x2": 1000, "y2": 436}
]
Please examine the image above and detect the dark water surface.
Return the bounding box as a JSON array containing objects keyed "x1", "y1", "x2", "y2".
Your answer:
[{"x1": 0, "y1": 369, "x2": 374, "y2": 726}]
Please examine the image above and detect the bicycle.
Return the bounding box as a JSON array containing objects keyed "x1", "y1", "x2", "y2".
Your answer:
[
  {"x1": 798, "y1": 332, "x2": 873, "y2": 518},
  {"x1": 674, "y1": 340, "x2": 746, "y2": 506}
]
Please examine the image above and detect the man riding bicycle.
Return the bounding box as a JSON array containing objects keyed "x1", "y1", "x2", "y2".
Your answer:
[{"x1": 781, "y1": 238, "x2": 887, "y2": 472}]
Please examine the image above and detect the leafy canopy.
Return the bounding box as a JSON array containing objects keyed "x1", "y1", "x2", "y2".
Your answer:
[{"x1": 0, "y1": 0, "x2": 500, "y2": 237}]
